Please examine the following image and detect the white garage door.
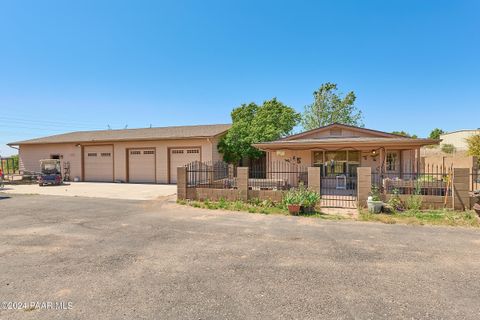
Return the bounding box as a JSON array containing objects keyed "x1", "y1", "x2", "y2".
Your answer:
[
  {"x1": 169, "y1": 148, "x2": 200, "y2": 183},
  {"x1": 129, "y1": 149, "x2": 156, "y2": 183},
  {"x1": 84, "y1": 145, "x2": 114, "y2": 182}
]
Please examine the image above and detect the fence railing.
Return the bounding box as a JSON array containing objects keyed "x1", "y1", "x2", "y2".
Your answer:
[
  {"x1": 249, "y1": 160, "x2": 308, "y2": 190},
  {"x1": 186, "y1": 161, "x2": 236, "y2": 189},
  {"x1": 372, "y1": 165, "x2": 453, "y2": 197},
  {"x1": 472, "y1": 170, "x2": 480, "y2": 192}
]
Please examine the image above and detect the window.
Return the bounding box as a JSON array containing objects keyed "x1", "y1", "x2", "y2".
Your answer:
[
  {"x1": 87, "y1": 153, "x2": 97, "y2": 157},
  {"x1": 386, "y1": 152, "x2": 398, "y2": 172},
  {"x1": 187, "y1": 149, "x2": 199, "y2": 154},
  {"x1": 101, "y1": 153, "x2": 111, "y2": 157},
  {"x1": 130, "y1": 151, "x2": 141, "y2": 155},
  {"x1": 172, "y1": 150, "x2": 184, "y2": 154},
  {"x1": 143, "y1": 150, "x2": 155, "y2": 155}
]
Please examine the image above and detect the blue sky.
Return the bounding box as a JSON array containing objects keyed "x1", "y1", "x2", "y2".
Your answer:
[{"x1": 1, "y1": 0, "x2": 479, "y2": 155}]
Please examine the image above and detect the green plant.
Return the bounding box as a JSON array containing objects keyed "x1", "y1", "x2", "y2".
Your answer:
[
  {"x1": 388, "y1": 188, "x2": 404, "y2": 212},
  {"x1": 283, "y1": 189, "x2": 301, "y2": 205},
  {"x1": 441, "y1": 143, "x2": 456, "y2": 154},
  {"x1": 218, "y1": 198, "x2": 228, "y2": 209},
  {"x1": 282, "y1": 184, "x2": 320, "y2": 209},
  {"x1": 405, "y1": 195, "x2": 422, "y2": 211},
  {"x1": 370, "y1": 185, "x2": 381, "y2": 201}
]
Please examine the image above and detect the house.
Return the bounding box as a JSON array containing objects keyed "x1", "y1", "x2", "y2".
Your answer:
[
  {"x1": 421, "y1": 129, "x2": 479, "y2": 181},
  {"x1": 439, "y1": 129, "x2": 480, "y2": 151},
  {"x1": 8, "y1": 124, "x2": 230, "y2": 184},
  {"x1": 253, "y1": 123, "x2": 440, "y2": 177}
]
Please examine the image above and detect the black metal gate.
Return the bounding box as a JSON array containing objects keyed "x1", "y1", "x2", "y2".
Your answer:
[{"x1": 320, "y1": 175, "x2": 358, "y2": 208}]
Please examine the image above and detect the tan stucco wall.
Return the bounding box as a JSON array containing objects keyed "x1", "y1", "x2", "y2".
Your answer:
[
  {"x1": 268, "y1": 149, "x2": 312, "y2": 166},
  {"x1": 440, "y1": 130, "x2": 480, "y2": 151},
  {"x1": 19, "y1": 137, "x2": 219, "y2": 184},
  {"x1": 19, "y1": 143, "x2": 83, "y2": 178}
]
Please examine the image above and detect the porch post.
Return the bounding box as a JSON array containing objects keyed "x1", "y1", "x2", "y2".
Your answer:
[
  {"x1": 237, "y1": 167, "x2": 249, "y2": 201},
  {"x1": 452, "y1": 168, "x2": 470, "y2": 211},
  {"x1": 357, "y1": 167, "x2": 372, "y2": 208},
  {"x1": 307, "y1": 167, "x2": 321, "y2": 194},
  {"x1": 177, "y1": 166, "x2": 188, "y2": 200}
]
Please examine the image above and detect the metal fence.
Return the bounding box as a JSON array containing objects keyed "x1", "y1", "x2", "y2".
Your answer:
[
  {"x1": 249, "y1": 160, "x2": 308, "y2": 190},
  {"x1": 473, "y1": 169, "x2": 480, "y2": 192},
  {"x1": 186, "y1": 161, "x2": 236, "y2": 189},
  {"x1": 372, "y1": 164, "x2": 453, "y2": 197}
]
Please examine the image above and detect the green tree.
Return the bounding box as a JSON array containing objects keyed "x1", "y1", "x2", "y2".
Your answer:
[
  {"x1": 218, "y1": 98, "x2": 300, "y2": 163},
  {"x1": 466, "y1": 134, "x2": 480, "y2": 158},
  {"x1": 391, "y1": 131, "x2": 418, "y2": 139},
  {"x1": 301, "y1": 83, "x2": 363, "y2": 130},
  {"x1": 429, "y1": 128, "x2": 445, "y2": 140}
]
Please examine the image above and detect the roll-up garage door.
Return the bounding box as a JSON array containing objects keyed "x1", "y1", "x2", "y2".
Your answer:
[
  {"x1": 84, "y1": 145, "x2": 114, "y2": 182},
  {"x1": 128, "y1": 148, "x2": 156, "y2": 183},
  {"x1": 169, "y1": 148, "x2": 200, "y2": 183}
]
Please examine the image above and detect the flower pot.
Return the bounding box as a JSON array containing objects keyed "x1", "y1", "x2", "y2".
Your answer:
[
  {"x1": 287, "y1": 204, "x2": 301, "y2": 215},
  {"x1": 367, "y1": 200, "x2": 383, "y2": 214}
]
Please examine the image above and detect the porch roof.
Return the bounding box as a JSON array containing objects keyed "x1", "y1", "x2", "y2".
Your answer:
[{"x1": 253, "y1": 136, "x2": 440, "y2": 150}]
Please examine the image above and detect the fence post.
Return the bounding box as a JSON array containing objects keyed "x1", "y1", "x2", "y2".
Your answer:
[
  {"x1": 237, "y1": 167, "x2": 249, "y2": 201},
  {"x1": 357, "y1": 167, "x2": 372, "y2": 208},
  {"x1": 228, "y1": 164, "x2": 235, "y2": 179},
  {"x1": 453, "y1": 168, "x2": 470, "y2": 211},
  {"x1": 307, "y1": 167, "x2": 321, "y2": 194},
  {"x1": 177, "y1": 166, "x2": 188, "y2": 200}
]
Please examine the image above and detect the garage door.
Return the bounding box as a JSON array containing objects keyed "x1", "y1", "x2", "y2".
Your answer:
[
  {"x1": 128, "y1": 149, "x2": 156, "y2": 183},
  {"x1": 169, "y1": 148, "x2": 200, "y2": 183},
  {"x1": 84, "y1": 145, "x2": 114, "y2": 182}
]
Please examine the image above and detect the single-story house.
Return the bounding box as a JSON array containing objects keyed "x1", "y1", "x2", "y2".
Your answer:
[
  {"x1": 253, "y1": 123, "x2": 440, "y2": 177},
  {"x1": 8, "y1": 124, "x2": 230, "y2": 184}
]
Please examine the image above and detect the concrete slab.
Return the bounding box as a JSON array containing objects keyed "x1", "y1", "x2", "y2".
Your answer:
[{"x1": 0, "y1": 182, "x2": 176, "y2": 200}]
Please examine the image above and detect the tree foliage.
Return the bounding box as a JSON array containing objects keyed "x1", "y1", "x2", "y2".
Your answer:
[
  {"x1": 466, "y1": 134, "x2": 480, "y2": 158},
  {"x1": 441, "y1": 143, "x2": 456, "y2": 154},
  {"x1": 429, "y1": 128, "x2": 445, "y2": 140},
  {"x1": 218, "y1": 98, "x2": 300, "y2": 163},
  {"x1": 301, "y1": 83, "x2": 363, "y2": 130},
  {"x1": 391, "y1": 131, "x2": 418, "y2": 139}
]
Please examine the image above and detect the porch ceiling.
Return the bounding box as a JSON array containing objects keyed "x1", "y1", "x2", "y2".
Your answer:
[{"x1": 253, "y1": 137, "x2": 439, "y2": 151}]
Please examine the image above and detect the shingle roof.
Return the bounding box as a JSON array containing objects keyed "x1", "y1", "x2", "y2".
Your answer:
[{"x1": 8, "y1": 124, "x2": 231, "y2": 145}]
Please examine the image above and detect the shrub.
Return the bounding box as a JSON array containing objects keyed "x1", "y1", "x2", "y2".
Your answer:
[
  {"x1": 405, "y1": 195, "x2": 422, "y2": 211},
  {"x1": 370, "y1": 185, "x2": 381, "y2": 201},
  {"x1": 388, "y1": 188, "x2": 404, "y2": 212},
  {"x1": 441, "y1": 143, "x2": 456, "y2": 154},
  {"x1": 282, "y1": 184, "x2": 320, "y2": 208}
]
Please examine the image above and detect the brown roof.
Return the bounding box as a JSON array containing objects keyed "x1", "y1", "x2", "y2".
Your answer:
[
  {"x1": 8, "y1": 124, "x2": 231, "y2": 145},
  {"x1": 254, "y1": 136, "x2": 440, "y2": 150}
]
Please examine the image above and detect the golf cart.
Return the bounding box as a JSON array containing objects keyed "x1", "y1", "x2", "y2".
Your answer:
[{"x1": 39, "y1": 159, "x2": 62, "y2": 186}]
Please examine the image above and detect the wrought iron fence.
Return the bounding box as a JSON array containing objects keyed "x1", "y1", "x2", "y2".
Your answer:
[
  {"x1": 472, "y1": 169, "x2": 480, "y2": 192},
  {"x1": 371, "y1": 164, "x2": 453, "y2": 197},
  {"x1": 249, "y1": 160, "x2": 308, "y2": 190},
  {"x1": 186, "y1": 161, "x2": 236, "y2": 189}
]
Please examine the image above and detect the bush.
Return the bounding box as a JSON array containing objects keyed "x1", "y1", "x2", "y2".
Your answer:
[
  {"x1": 370, "y1": 185, "x2": 381, "y2": 201},
  {"x1": 282, "y1": 184, "x2": 320, "y2": 208},
  {"x1": 405, "y1": 195, "x2": 422, "y2": 211},
  {"x1": 441, "y1": 143, "x2": 456, "y2": 154}
]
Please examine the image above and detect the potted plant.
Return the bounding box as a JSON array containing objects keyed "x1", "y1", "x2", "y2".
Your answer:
[
  {"x1": 367, "y1": 185, "x2": 383, "y2": 213},
  {"x1": 301, "y1": 189, "x2": 321, "y2": 214},
  {"x1": 283, "y1": 189, "x2": 301, "y2": 215}
]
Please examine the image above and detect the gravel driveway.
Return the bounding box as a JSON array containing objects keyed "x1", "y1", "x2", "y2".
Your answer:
[
  {"x1": 0, "y1": 193, "x2": 479, "y2": 319},
  {"x1": 0, "y1": 182, "x2": 176, "y2": 200}
]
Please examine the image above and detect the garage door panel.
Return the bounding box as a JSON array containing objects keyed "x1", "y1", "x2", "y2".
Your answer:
[
  {"x1": 169, "y1": 148, "x2": 200, "y2": 183},
  {"x1": 84, "y1": 146, "x2": 114, "y2": 182},
  {"x1": 129, "y1": 149, "x2": 156, "y2": 183}
]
